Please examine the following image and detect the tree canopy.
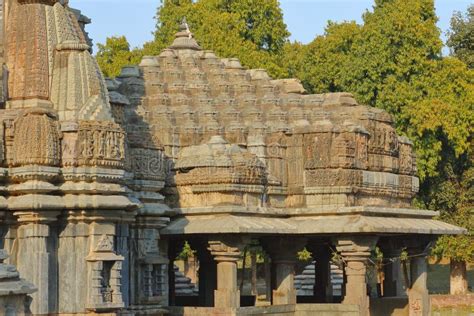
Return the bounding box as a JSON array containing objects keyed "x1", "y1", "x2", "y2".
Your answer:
[
  {"x1": 96, "y1": 36, "x2": 142, "y2": 78},
  {"x1": 447, "y1": 4, "x2": 474, "y2": 69}
]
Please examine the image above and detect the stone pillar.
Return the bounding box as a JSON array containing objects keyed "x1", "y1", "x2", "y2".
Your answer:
[
  {"x1": 208, "y1": 239, "x2": 243, "y2": 308},
  {"x1": 185, "y1": 254, "x2": 198, "y2": 284},
  {"x1": 272, "y1": 256, "x2": 296, "y2": 305},
  {"x1": 15, "y1": 211, "x2": 60, "y2": 315},
  {"x1": 198, "y1": 252, "x2": 217, "y2": 307},
  {"x1": 310, "y1": 245, "x2": 331, "y2": 303},
  {"x1": 263, "y1": 238, "x2": 305, "y2": 306},
  {"x1": 408, "y1": 254, "x2": 430, "y2": 316},
  {"x1": 7, "y1": 108, "x2": 62, "y2": 314},
  {"x1": 58, "y1": 215, "x2": 89, "y2": 313},
  {"x1": 336, "y1": 237, "x2": 377, "y2": 316},
  {"x1": 450, "y1": 259, "x2": 468, "y2": 295},
  {"x1": 129, "y1": 215, "x2": 169, "y2": 311},
  {"x1": 382, "y1": 249, "x2": 406, "y2": 297}
]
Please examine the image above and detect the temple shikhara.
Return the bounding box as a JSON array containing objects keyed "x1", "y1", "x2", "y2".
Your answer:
[{"x1": 0, "y1": 1, "x2": 465, "y2": 315}]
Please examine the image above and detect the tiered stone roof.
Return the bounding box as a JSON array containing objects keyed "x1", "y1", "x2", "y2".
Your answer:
[{"x1": 113, "y1": 26, "x2": 420, "y2": 213}]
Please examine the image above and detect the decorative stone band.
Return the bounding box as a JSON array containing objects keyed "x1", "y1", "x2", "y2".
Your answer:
[
  {"x1": 176, "y1": 169, "x2": 267, "y2": 186},
  {"x1": 56, "y1": 41, "x2": 90, "y2": 52},
  {"x1": 189, "y1": 184, "x2": 265, "y2": 194}
]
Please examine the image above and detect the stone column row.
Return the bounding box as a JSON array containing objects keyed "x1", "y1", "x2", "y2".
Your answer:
[{"x1": 182, "y1": 235, "x2": 432, "y2": 316}]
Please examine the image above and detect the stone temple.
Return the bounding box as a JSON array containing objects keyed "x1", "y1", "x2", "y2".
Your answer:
[{"x1": 0, "y1": 1, "x2": 465, "y2": 315}]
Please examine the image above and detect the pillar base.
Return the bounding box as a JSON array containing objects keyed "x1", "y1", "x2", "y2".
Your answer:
[
  {"x1": 214, "y1": 289, "x2": 240, "y2": 308},
  {"x1": 272, "y1": 288, "x2": 296, "y2": 305}
]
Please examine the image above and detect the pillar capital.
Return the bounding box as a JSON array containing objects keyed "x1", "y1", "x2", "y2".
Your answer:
[
  {"x1": 207, "y1": 238, "x2": 245, "y2": 263},
  {"x1": 14, "y1": 211, "x2": 60, "y2": 225},
  {"x1": 336, "y1": 236, "x2": 378, "y2": 262}
]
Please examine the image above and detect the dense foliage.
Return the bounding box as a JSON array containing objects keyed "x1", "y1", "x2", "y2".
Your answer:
[
  {"x1": 96, "y1": 36, "x2": 142, "y2": 78},
  {"x1": 447, "y1": 5, "x2": 474, "y2": 69}
]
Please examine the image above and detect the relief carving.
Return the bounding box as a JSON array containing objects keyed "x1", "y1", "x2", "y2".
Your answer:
[
  {"x1": 130, "y1": 147, "x2": 166, "y2": 181},
  {"x1": 77, "y1": 120, "x2": 125, "y2": 168},
  {"x1": 12, "y1": 108, "x2": 60, "y2": 167}
]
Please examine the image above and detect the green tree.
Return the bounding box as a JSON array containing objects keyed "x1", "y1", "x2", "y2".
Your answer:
[
  {"x1": 299, "y1": 0, "x2": 473, "y2": 292},
  {"x1": 96, "y1": 36, "x2": 142, "y2": 78},
  {"x1": 299, "y1": 21, "x2": 361, "y2": 93},
  {"x1": 447, "y1": 5, "x2": 474, "y2": 69},
  {"x1": 142, "y1": 0, "x2": 290, "y2": 78}
]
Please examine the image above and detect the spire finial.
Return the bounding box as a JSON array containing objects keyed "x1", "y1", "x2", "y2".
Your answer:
[
  {"x1": 169, "y1": 17, "x2": 201, "y2": 51},
  {"x1": 179, "y1": 17, "x2": 192, "y2": 39}
]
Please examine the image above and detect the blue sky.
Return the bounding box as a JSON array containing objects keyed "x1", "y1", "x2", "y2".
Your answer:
[{"x1": 69, "y1": 0, "x2": 471, "y2": 54}]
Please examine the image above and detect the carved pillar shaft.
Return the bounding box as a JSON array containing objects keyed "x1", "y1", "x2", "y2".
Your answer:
[
  {"x1": 336, "y1": 237, "x2": 377, "y2": 316},
  {"x1": 382, "y1": 249, "x2": 405, "y2": 297},
  {"x1": 408, "y1": 255, "x2": 430, "y2": 316},
  {"x1": 15, "y1": 211, "x2": 59, "y2": 315},
  {"x1": 58, "y1": 218, "x2": 89, "y2": 313},
  {"x1": 263, "y1": 238, "x2": 306, "y2": 306}
]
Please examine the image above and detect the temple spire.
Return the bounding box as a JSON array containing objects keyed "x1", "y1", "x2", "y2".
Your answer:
[{"x1": 169, "y1": 17, "x2": 201, "y2": 51}]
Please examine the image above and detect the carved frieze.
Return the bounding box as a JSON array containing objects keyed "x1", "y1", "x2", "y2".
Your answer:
[{"x1": 77, "y1": 121, "x2": 125, "y2": 168}]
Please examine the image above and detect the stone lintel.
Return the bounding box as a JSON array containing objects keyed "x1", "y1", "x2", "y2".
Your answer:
[
  {"x1": 134, "y1": 216, "x2": 170, "y2": 229},
  {"x1": 262, "y1": 237, "x2": 307, "y2": 262}
]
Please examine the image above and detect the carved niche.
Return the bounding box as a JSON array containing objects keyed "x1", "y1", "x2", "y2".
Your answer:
[
  {"x1": 136, "y1": 229, "x2": 168, "y2": 304},
  {"x1": 304, "y1": 132, "x2": 332, "y2": 170},
  {"x1": 398, "y1": 137, "x2": 416, "y2": 175},
  {"x1": 86, "y1": 234, "x2": 125, "y2": 311}
]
